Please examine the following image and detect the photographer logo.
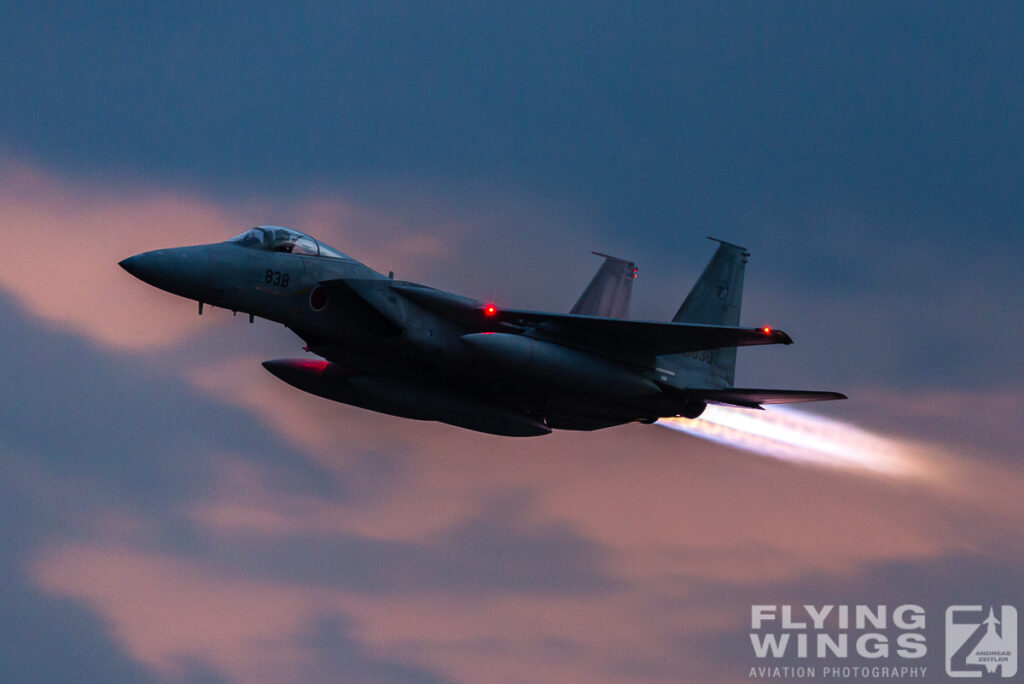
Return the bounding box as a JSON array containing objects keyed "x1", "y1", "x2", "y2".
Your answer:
[{"x1": 946, "y1": 606, "x2": 1017, "y2": 678}]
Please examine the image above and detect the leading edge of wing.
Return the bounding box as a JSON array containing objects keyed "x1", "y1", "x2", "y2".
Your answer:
[{"x1": 685, "y1": 388, "x2": 848, "y2": 409}]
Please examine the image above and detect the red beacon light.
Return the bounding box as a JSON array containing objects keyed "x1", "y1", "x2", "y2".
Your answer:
[
  {"x1": 762, "y1": 326, "x2": 772, "y2": 335},
  {"x1": 483, "y1": 304, "x2": 498, "y2": 317}
]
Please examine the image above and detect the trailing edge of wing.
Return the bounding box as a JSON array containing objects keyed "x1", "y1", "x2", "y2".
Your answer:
[
  {"x1": 686, "y1": 388, "x2": 848, "y2": 408},
  {"x1": 498, "y1": 308, "x2": 793, "y2": 355}
]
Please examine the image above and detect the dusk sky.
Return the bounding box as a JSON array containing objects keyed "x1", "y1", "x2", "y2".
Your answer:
[{"x1": 1, "y1": 3, "x2": 1022, "y2": 683}]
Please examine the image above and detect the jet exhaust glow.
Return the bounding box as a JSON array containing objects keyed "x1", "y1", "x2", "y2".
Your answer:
[{"x1": 659, "y1": 405, "x2": 932, "y2": 479}]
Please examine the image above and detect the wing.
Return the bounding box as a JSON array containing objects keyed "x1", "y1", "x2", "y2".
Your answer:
[
  {"x1": 497, "y1": 308, "x2": 792, "y2": 355},
  {"x1": 388, "y1": 282, "x2": 791, "y2": 355},
  {"x1": 327, "y1": 280, "x2": 842, "y2": 408}
]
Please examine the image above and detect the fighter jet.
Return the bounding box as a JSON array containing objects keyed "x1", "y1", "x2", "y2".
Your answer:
[{"x1": 120, "y1": 226, "x2": 845, "y2": 436}]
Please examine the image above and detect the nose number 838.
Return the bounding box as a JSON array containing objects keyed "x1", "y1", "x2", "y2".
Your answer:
[{"x1": 265, "y1": 269, "x2": 290, "y2": 288}]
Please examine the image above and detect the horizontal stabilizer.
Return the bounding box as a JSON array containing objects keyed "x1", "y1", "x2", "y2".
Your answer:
[{"x1": 686, "y1": 387, "x2": 848, "y2": 409}]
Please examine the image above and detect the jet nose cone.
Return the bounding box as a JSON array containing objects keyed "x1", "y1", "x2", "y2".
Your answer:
[
  {"x1": 119, "y1": 251, "x2": 162, "y2": 284},
  {"x1": 119, "y1": 253, "x2": 150, "y2": 279},
  {"x1": 119, "y1": 247, "x2": 211, "y2": 298}
]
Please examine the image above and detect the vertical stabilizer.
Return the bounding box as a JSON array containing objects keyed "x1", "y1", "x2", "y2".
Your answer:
[
  {"x1": 665, "y1": 238, "x2": 749, "y2": 387},
  {"x1": 672, "y1": 238, "x2": 748, "y2": 326},
  {"x1": 570, "y1": 252, "x2": 637, "y2": 319}
]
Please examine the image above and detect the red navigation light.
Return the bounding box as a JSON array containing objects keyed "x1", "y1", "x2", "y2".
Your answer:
[
  {"x1": 762, "y1": 326, "x2": 772, "y2": 335},
  {"x1": 484, "y1": 304, "x2": 498, "y2": 317}
]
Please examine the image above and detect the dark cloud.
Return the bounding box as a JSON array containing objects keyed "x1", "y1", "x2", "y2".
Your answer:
[
  {"x1": 0, "y1": 580, "x2": 158, "y2": 684},
  {"x1": 194, "y1": 492, "x2": 619, "y2": 596},
  {"x1": 0, "y1": 293, "x2": 327, "y2": 511},
  {"x1": 2, "y1": 3, "x2": 1021, "y2": 235},
  {"x1": 0, "y1": 427, "x2": 156, "y2": 683},
  {"x1": 297, "y1": 616, "x2": 451, "y2": 684}
]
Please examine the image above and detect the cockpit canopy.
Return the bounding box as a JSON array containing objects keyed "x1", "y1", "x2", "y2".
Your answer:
[{"x1": 228, "y1": 226, "x2": 349, "y2": 259}]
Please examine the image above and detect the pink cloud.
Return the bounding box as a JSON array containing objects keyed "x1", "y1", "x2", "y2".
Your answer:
[
  {"x1": 32, "y1": 544, "x2": 343, "y2": 683},
  {"x1": 0, "y1": 159, "x2": 538, "y2": 351},
  {"x1": 0, "y1": 162, "x2": 239, "y2": 348}
]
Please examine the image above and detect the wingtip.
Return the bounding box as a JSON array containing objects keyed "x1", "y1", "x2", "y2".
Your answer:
[{"x1": 758, "y1": 327, "x2": 793, "y2": 344}]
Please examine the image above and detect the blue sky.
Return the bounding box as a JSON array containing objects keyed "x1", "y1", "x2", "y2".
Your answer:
[{"x1": 1, "y1": 3, "x2": 1022, "y2": 682}]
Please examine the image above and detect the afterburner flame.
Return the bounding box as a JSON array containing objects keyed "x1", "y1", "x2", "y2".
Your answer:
[{"x1": 659, "y1": 405, "x2": 931, "y2": 479}]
